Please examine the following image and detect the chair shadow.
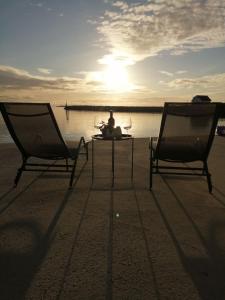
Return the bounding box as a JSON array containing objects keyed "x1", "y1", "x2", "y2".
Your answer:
[
  {"x1": 212, "y1": 186, "x2": 225, "y2": 200},
  {"x1": 0, "y1": 160, "x2": 87, "y2": 217},
  {"x1": 0, "y1": 161, "x2": 59, "y2": 216},
  {"x1": 0, "y1": 174, "x2": 46, "y2": 216},
  {"x1": 0, "y1": 188, "x2": 14, "y2": 202},
  {"x1": 133, "y1": 185, "x2": 161, "y2": 300},
  {"x1": 55, "y1": 186, "x2": 92, "y2": 300},
  {"x1": 55, "y1": 186, "x2": 114, "y2": 300},
  {"x1": 151, "y1": 183, "x2": 225, "y2": 300},
  {"x1": 0, "y1": 161, "x2": 87, "y2": 300},
  {"x1": 182, "y1": 162, "x2": 225, "y2": 206},
  {"x1": 185, "y1": 219, "x2": 225, "y2": 300},
  {"x1": 0, "y1": 220, "x2": 50, "y2": 300}
]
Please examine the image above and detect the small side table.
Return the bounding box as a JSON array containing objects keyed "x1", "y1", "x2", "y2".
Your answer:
[{"x1": 92, "y1": 134, "x2": 134, "y2": 186}]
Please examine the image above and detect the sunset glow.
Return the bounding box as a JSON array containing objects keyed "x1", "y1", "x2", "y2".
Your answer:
[
  {"x1": 0, "y1": 1, "x2": 225, "y2": 105},
  {"x1": 102, "y1": 59, "x2": 133, "y2": 92}
]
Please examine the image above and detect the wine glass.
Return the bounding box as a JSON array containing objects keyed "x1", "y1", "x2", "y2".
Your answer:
[
  {"x1": 123, "y1": 116, "x2": 132, "y2": 135},
  {"x1": 94, "y1": 116, "x2": 104, "y2": 132}
]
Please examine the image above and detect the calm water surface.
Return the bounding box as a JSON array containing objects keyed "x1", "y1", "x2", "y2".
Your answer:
[{"x1": 0, "y1": 106, "x2": 224, "y2": 143}]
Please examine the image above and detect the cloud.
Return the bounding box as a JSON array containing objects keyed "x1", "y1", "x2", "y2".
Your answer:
[
  {"x1": 0, "y1": 65, "x2": 150, "y2": 106},
  {"x1": 28, "y1": 2, "x2": 56, "y2": 15},
  {"x1": 176, "y1": 70, "x2": 187, "y2": 74},
  {"x1": 0, "y1": 65, "x2": 152, "y2": 104},
  {"x1": 98, "y1": 54, "x2": 135, "y2": 66},
  {"x1": 96, "y1": 0, "x2": 225, "y2": 62},
  {"x1": 0, "y1": 65, "x2": 145, "y2": 94},
  {"x1": 29, "y1": 2, "x2": 44, "y2": 8},
  {"x1": 37, "y1": 68, "x2": 52, "y2": 75},
  {"x1": 159, "y1": 69, "x2": 188, "y2": 76},
  {"x1": 113, "y1": 1, "x2": 129, "y2": 10},
  {"x1": 0, "y1": 65, "x2": 82, "y2": 91},
  {"x1": 159, "y1": 70, "x2": 173, "y2": 77},
  {"x1": 165, "y1": 72, "x2": 225, "y2": 93}
]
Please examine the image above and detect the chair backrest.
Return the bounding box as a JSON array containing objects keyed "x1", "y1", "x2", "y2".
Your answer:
[
  {"x1": 0, "y1": 102, "x2": 70, "y2": 159},
  {"x1": 156, "y1": 102, "x2": 219, "y2": 161}
]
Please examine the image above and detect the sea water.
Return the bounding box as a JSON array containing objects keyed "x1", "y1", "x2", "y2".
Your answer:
[
  {"x1": 0, "y1": 106, "x2": 162, "y2": 143},
  {"x1": 0, "y1": 106, "x2": 224, "y2": 143}
]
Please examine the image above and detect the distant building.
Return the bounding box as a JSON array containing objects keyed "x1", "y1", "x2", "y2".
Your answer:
[{"x1": 192, "y1": 95, "x2": 212, "y2": 103}]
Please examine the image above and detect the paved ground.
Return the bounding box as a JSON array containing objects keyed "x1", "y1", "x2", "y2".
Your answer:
[{"x1": 0, "y1": 137, "x2": 225, "y2": 300}]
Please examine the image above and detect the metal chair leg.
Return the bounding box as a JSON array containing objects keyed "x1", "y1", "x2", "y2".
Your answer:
[
  {"x1": 14, "y1": 157, "x2": 27, "y2": 187},
  {"x1": 204, "y1": 161, "x2": 212, "y2": 193},
  {"x1": 69, "y1": 158, "x2": 78, "y2": 188},
  {"x1": 149, "y1": 149, "x2": 153, "y2": 190},
  {"x1": 85, "y1": 143, "x2": 89, "y2": 161}
]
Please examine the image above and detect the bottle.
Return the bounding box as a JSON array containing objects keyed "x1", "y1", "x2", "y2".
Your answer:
[{"x1": 108, "y1": 110, "x2": 115, "y2": 129}]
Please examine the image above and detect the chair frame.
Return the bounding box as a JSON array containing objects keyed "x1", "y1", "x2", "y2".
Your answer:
[
  {"x1": 0, "y1": 102, "x2": 88, "y2": 188},
  {"x1": 149, "y1": 102, "x2": 219, "y2": 193}
]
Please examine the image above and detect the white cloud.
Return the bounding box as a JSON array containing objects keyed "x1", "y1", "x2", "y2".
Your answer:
[
  {"x1": 159, "y1": 69, "x2": 188, "y2": 77},
  {"x1": 0, "y1": 65, "x2": 82, "y2": 91},
  {"x1": 87, "y1": 19, "x2": 98, "y2": 25},
  {"x1": 113, "y1": 1, "x2": 129, "y2": 10},
  {"x1": 0, "y1": 65, "x2": 151, "y2": 107},
  {"x1": 0, "y1": 65, "x2": 152, "y2": 104},
  {"x1": 0, "y1": 65, "x2": 30, "y2": 77},
  {"x1": 29, "y1": 2, "x2": 43, "y2": 8},
  {"x1": 159, "y1": 70, "x2": 173, "y2": 77},
  {"x1": 165, "y1": 73, "x2": 225, "y2": 93},
  {"x1": 0, "y1": 65, "x2": 145, "y2": 94},
  {"x1": 96, "y1": 0, "x2": 225, "y2": 62},
  {"x1": 176, "y1": 70, "x2": 187, "y2": 75},
  {"x1": 37, "y1": 68, "x2": 52, "y2": 75},
  {"x1": 2, "y1": 66, "x2": 224, "y2": 103},
  {"x1": 98, "y1": 54, "x2": 135, "y2": 66}
]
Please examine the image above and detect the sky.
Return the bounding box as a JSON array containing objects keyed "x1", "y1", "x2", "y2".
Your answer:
[{"x1": 0, "y1": 0, "x2": 225, "y2": 106}]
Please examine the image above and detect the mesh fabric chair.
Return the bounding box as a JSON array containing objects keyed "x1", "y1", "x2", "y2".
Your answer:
[
  {"x1": 0, "y1": 102, "x2": 88, "y2": 188},
  {"x1": 149, "y1": 102, "x2": 219, "y2": 193}
]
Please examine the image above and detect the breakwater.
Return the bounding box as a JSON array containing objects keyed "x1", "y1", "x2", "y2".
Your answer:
[
  {"x1": 64, "y1": 105, "x2": 163, "y2": 113},
  {"x1": 64, "y1": 103, "x2": 225, "y2": 117}
]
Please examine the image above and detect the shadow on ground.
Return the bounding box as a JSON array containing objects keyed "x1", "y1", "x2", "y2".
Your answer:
[
  {"x1": 152, "y1": 181, "x2": 225, "y2": 300},
  {"x1": 0, "y1": 160, "x2": 87, "y2": 300}
]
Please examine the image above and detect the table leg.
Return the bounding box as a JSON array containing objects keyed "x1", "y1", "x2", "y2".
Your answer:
[
  {"x1": 112, "y1": 139, "x2": 114, "y2": 187},
  {"x1": 131, "y1": 138, "x2": 134, "y2": 179},
  {"x1": 92, "y1": 138, "x2": 94, "y2": 182}
]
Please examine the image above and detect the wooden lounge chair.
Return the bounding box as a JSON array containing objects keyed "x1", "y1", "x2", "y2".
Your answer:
[
  {"x1": 0, "y1": 102, "x2": 88, "y2": 188},
  {"x1": 149, "y1": 102, "x2": 219, "y2": 193}
]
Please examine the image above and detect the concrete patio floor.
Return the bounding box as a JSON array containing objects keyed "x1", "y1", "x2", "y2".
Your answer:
[{"x1": 0, "y1": 137, "x2": 225, "y2": 300}]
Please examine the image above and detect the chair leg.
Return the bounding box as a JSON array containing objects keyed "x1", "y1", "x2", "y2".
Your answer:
[
  {"x1": 85, "y1": 143, "x2": 88, "y2": 161},
  {"x1": 14, "y1": 157, "x2": 27, "y2": 187},
  {"x1": 66, "y1": 159, "x2": 69, "y2": 171},
  {"x1": 204, "y1": 161, "x2": 212, "y2": 193},
  {"x1": 80, "y1": 137, "x2": 88, "y2": 161},
  {"x1": 69, "y1": 158, "x2": 78, "y2": 188},
  {"x1": 149, "y1": 149, "x2": 153, "y2": 190},
  {"x1": 156, "y1": 158, "x2": 159, "y2": 173}
]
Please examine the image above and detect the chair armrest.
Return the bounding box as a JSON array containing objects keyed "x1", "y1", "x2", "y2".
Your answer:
[
  {"x1": 66, "y1": 137, "x2": 87, "y2": 152},
  {"x1": 84, "y1": 139, "x2": 92, "y2": 145}
]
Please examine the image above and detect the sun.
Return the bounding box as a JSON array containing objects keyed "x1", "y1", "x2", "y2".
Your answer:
[
  {"x1": 103, "y1": 62, "x2": 129, "y2": 91},
  {"x1": 101, "y1": 56, "x2": 134, "y2": 92}
]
